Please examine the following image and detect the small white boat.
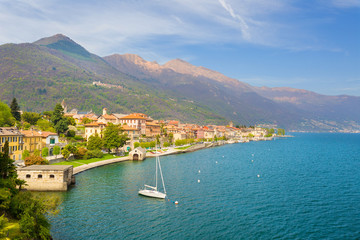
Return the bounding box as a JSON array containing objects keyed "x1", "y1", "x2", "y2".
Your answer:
[{"x1": 139, "y1": 149, "x2": 167, "y2": 199}]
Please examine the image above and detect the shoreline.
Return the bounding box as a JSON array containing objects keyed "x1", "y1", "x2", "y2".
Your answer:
[{"x1": 72, "y1": 139, "x2": 256, "y2": 175}]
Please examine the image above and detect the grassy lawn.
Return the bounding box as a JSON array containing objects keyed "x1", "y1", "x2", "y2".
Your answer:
[
  {"x1": 52, "y1": 153, "x2": 127, "y2": 168},
  {"x1": 175, "y1": 145, "x2": 192, "y2": 150}
]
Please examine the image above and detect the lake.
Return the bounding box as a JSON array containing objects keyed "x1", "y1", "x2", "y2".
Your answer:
[{"x1": 49, "y1": 133, "x2": 360, "y2": 239}]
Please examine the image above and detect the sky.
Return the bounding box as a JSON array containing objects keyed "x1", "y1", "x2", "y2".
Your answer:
[{"x1": 0, "y1": 0, "x2": 359, "y2": 96}]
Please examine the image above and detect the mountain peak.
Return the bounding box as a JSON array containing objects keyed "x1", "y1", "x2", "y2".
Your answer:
[
  {"x1": 33, "y1": 34, "x2": 91, "y2": 58},
  {"x1": 33, "y1": 34, "x2": 73, "y2": 45}
]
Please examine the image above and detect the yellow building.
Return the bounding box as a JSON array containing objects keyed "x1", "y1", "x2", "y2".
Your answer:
[
  {"x1": 20, "y1": 130, "x2": 43, "y2": 155},
  {"x1": 84, "y1": 122, "x2": 107, "y2": 140},
  {"x1": 0, "y1": 127, "x2": 24, "y2": 161}
]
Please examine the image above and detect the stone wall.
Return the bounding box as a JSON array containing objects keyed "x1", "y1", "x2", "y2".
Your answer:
[{"x1": 17, "y1": 165, "x2": 74, "y2": 191}]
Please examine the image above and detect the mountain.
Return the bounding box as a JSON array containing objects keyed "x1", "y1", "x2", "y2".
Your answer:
[
  {"x1": 0, "y1": 34, "x2": 359, "y2": 131},
  {"x1": 104, "y1": 54, "x2": 360, "y2": 132},
  {"x1": 0, "y1": 35, "x2": 225, "y2": 124}
]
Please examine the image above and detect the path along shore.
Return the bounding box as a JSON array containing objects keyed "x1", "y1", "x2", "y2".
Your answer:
[{"x1": 73, "y1": 137, "x2": 283, "y2": 175}]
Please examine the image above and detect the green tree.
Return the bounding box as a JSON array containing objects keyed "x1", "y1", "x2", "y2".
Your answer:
[
  {"x1": 87, "y1": 133, "x2": 103, "y2": 150},
  {"x1": 55, "y1": 119, "x2": 69, "y2": 135},
  {"x1": 51, "y1": 103, "x2": 68, "y2": 135},
  {"x1": 22, "y1": 112, "x2": 42, "y2": 125},
  {"x1": 103, "y1": 123, "x2": 128, "y2": 153},
  {"x1": 277, "y1": 128, "x2": 285, "y2": 135},
  {"x1": 0, "y1": 142, "x2": 16, "y2": 179},
  {"x1": 133, "y1": 142, "x2": 140, "y2": 148},
  {"x1": 53, "y1": 146, "x2": 60, "y2": 156},
  {"x1": 18, "y1": 200, "x2": 51, "y2": 240},
  {"x1": 155, "y1": 134, "x2": 160, "y2": 146},
  {"x1": 0, "y1": 100, "x2": 15, "y2": 127},
  {"x1": 66, "y1": 117, "x2": 76, "y2": 126},
  {"x1": 42, "y1": 147, "x2": 49, "y2": 157},
  {"x1": 42, "y1": 111, "x2": 53, "y2": 119},
  {"x1": 36, "y1": 119, "x2": 54, "y2": 132},
  {"x1": 61, "y1": 144, "x2": 77, "y2": 160},
  {"x1": 50, "y1": 103, "x2": 64, "y2": 126},
  {"x1": 10, "y1": 97, "x2": 21, "y2": 122},
  {"x1": 168, "y1": 132, "x2": 174, "y2": 144},
  {"x1": 22, "y1": 150, "x2": 30, "y2": 160},
  {"x1": 82, "y1": 117, "x2": 92, "y2": 124},
  {"x1": 163, "y1": 142, "x2": 170, "y2": 147}
]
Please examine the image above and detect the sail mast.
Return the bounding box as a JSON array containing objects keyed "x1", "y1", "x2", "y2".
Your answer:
[
  {"x1": 158, "y1": 155, "x2": 166, "y2": 194},
  {"x1": 155, "y1": 146, "x2": 158, "y2": 191}
]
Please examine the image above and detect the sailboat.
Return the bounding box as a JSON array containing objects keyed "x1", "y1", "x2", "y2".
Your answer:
[{"x1": 138, "y1": 149, "x2": 167, "y2": 199}]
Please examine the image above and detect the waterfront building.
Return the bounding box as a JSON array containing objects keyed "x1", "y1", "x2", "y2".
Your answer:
[
  {"x1": 17, "y1": 165, "x2": 74, "y2": 191},
  {"x1": 145, "y1": 121, "x2": 161, "y2": 137},
  {"x1": 0, "y1": 127, "x2": 24, "y2": 161},
  {"x1": 129, "y1": 147, "x2": 146, "y2": 161},
  {"x1": 121, "y1": 125, "x2": 140, "y2": 148},
  {"x1": 84, "y1": 122, "x2": 107, "y2": 140},
  {"x1": 20, "y1": 130, "x2": 43, "y2": 156},
  {"x1": 119, "y1": 113, "x2": 147, "y2": 135},
  {"x1": 39, "y1": 131, "x2": 64, "y2": 156}
]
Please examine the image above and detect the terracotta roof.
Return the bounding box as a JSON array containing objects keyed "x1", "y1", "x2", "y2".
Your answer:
[
  {"x1": 0, "y1": 127, "x2": 23, "y2": 136},
  {"x1": 120, "y1": 113, "x2": 147, "y2": 120},
  {"x1": 85, "y1": 122, "x2": 107, "y2": 127},
  {"x1": 99, "y1": 114, "x2": 117, "y2": 120},
  {"x1": 146, "y1": 122, "x2": 160, "y2": 126},
  {"x1": 39, "y1": 131, "x2": 58, "y2": 138},
  {"x1": 20, "y1": 130, "x2": 42, "y2": 137}
]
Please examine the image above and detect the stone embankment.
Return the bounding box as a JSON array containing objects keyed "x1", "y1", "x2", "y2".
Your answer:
[{"x1": 73, "y1": 156, "x2": 129, "y2": 175}]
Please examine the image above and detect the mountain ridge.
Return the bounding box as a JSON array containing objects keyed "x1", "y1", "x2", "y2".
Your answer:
[{"x1": 0, "y1": 34, "x2": 359, "y2": 132}]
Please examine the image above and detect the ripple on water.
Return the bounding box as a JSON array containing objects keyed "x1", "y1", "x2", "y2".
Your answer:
[{"x1": 50, "y1": 133, "x2": 360, "y2": 240}]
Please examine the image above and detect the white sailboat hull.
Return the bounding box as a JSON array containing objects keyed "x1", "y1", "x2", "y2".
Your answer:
[{"x1": 138, "y1": 189, "x2": 166, "y2": 199}]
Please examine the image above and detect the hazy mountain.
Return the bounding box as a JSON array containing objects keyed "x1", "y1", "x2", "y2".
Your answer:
[
  {"x1": 0, "y1": 34, "x2": 359, "y2": 131},
  {"x1": 104, "y1": 53, "x2": 360, "y2": 132}
]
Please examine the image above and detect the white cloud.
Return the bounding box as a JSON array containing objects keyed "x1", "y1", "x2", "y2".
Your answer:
[
  {"x1": 0, "y1": 0, "x2": 357, "y2": 56},
  {"x1": 331, "y1": 0, "x2": 360, "y2": 8}
]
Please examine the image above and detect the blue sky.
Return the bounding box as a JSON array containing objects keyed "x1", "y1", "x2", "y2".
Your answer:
[{"x1": 0, "y1": 0, "x2": 359, "y2": 96}]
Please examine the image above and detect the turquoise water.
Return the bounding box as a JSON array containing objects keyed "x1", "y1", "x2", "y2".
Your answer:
[{"x1": 49, "y1": 133, "x2": 360, "y2": 239}]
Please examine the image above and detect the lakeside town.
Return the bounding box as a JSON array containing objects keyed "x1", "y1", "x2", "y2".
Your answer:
[
  {"x1": 1, "y1": 99, "x2": 285, "y2": 167},
  {"x1": 0, "y1": 98, "x2": 285, "y2": 238}
]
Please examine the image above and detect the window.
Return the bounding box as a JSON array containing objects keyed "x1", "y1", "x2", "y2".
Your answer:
[
  {"x1": 50, "y1": 174, "x2": 55, "y2": 179},
  {"x1": 38, "y1": 174, "x2": 42, "y2": 178},
  {"x1": 50, "y1": 138, "x2": 55, "y2": 144},
  {"x1": 26, "y1": 174, "x2": 31, "y2": 178}
]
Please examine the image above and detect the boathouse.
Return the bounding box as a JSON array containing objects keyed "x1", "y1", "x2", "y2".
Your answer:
[
  {"x1": 129, "y1": 147, "x2": 146, "y2": 160},
  {"x1": 17, "y1": 165, "x2": 75, "y2": 191}
]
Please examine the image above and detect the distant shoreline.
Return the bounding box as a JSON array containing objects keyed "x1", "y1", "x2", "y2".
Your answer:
[{"x1": 72, "y1": 138, "x2": 274, "y2": 175}]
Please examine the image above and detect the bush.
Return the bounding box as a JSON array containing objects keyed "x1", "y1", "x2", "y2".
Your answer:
[
  {"x1": 42, "y1": 147, "x2": 49, "y2": 157},
  {"x1": 163, "y1": 142, "x2": 170, "y2": 147},
  {"x1": 53, "y1": 146, "x2": 60, "y2": 156},
  {"x1": 87, "y1": 150, "x2": 103, "y2": 159},
  {"x1": 74, "y1": 135, "x2": 84, "y2": 141},
  {"x1": 23, "y1": 150, "x2": 30, "y2": 160},
  {"x1": 24, "y1": 155, "x2": 48, "y2": 166},
  {"x1": 74, "y1": 147, "x2": 88, "y2": 159},
  {"x1": 66, "y1": 130, "x2": 76, "y2": 138},
  {"x1": 134, "y1": 142, "x2": 140, "y2": 148}
]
